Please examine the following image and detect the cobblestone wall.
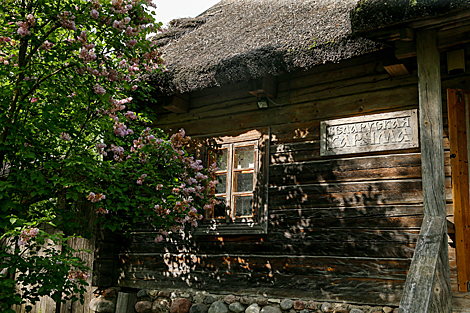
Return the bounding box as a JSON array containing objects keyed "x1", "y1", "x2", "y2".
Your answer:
[{"x1": 88, "y1": 288, "x2": 400, "y2": 313}]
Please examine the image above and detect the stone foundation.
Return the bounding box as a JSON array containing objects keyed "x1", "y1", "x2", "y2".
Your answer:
[{"x1": 89, "y1": 288, "x2": 400, "y2": 313}]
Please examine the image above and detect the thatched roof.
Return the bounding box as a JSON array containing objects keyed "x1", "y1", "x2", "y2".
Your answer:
[
  {"x1": 149, "y1": 0, "x2": 381, "y2": 95},
  {"x1": 352, "y1": 0, "x2": 470, "y2": 34}
]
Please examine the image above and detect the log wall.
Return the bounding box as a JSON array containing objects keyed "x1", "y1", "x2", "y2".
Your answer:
[{"x1": 116, "y1": 47, "x2": 470, "y2": 305}]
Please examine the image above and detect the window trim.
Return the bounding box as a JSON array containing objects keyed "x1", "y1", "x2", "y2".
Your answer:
[{"x1": 192, "y1": 129, "x2": 270, "y2": 236}]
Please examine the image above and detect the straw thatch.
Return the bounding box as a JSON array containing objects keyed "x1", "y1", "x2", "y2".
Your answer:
[
  {"x1": 149, "y1": 0, "x2": 382, "y2": 95},
  {"x1": 352, "y1": 0, "x2": 470, "y2": 33}
]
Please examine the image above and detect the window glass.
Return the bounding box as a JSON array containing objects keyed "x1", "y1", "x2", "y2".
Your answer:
[
  {"x1": 234, "y1": 195, "x2": 253, "y2": 217},
  {"x1": 215, "y1": 174, "x2": 227, "y2": 194},
  {"x1": 210, "y1": 148, "x2": 228, "y2": 171},
  {"x1": 233, "y1": 171, "x2": 253, "y2": 192},
  {"x1": 234, "y1": 146, "x2": 254, "y2": 169}
]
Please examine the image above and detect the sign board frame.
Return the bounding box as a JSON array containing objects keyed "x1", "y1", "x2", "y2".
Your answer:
[{"x1": 320, "y1": 109, "x2": 419, "y2": 156}]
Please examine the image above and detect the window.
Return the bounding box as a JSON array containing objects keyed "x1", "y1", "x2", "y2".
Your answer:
[
  {"x1": 208, "y1": 142, "x2": 257, "y2": 220},
  {"x1": 193, "y1": 129, "x2": 270, "y2": 235}
]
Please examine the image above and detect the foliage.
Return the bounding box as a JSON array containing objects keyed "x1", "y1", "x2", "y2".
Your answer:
[
  {"x1": 0, "y1": 0, "x2": 216, "y2": 311},
  {"x1": 1, "y1": 224, "x2": 89, "y2": 311}
]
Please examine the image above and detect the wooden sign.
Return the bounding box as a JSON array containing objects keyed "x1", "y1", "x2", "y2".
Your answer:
[{"x1": 320, "y1": 109, "x2": 419, "y2": 156}]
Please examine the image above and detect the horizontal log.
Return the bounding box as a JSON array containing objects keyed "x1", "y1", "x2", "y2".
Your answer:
[
  {"x1": 120, "y1": 229, "x2": 419, "y2": 258},
  {"x1": 118, "y1": 272, "x2": 404, "y2": 305},
  {"x1": 269, "y1": 204, "x2": 426, "y2": 218},
  {"x1": 154, "y1": 85, "x2": 418, "y2": 137},
  {"x1": 270, "y1": 140, "x2": 450, "y2": 163},
  {"x1": 270, "y1": 212, "x2": 424, "y2": 229},
  {"x1": 157, "y1": 72, "x2": 412, "y2": 129},
  {"x1": 276, "y1": 60, "x2": 387, "y2": 92},
  {"x1": 119, "y1": 254, "x2": 410, "y2": 281},
  {"x1": 130, "y1": 203, "x2": 453, "y2": 232},
  {"x1": 270, "y1": 152, "x2": 423, "y2": 184},
  {"x1": 121, "y1": 241, "x2": 417, "y2": 259},
  {"x1": 157, "y1": 56, "x2": 416, "y2": 127},
  {"x1": 177, "y1": 53, "x2": 387, "y2": 110},
  {"x1": 269, "y1": 179, "x2": 453, "y2": 209},
  {"x1": 270, "y1": 152, "x2": 452, "y2": 184},
  {"x1": 117, "y1": 254, "x2": 406, "y2": 305}
]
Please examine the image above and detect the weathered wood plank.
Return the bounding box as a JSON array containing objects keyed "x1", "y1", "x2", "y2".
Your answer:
[
  {"x1": 270, "y1": 212, "x2": 424, "y2": 229},
  {"x1": 429, "y1": 229, "x2": 453, "y2": 312},
  {"x1": 153, "y1": 85, "x2": 419, "y2": 137},
  {"x1": 269, "y1": 179, "x2": 453, "y2": 209},
  {"x1": 117, "y1": 252, "x2": 407, "y2": 305},
  {"x1": 188, "y1": 52, "x2": 387, "y2": 104},
  {"x1": 121, "y1": 229, "x2": 419, "y2": 258},
  {"x1": 270, "y1": 153, "x2": 424, "y2": 184},
  {"x1": 416, "y1": 29, "x2": 447, "y2": 217},
  {"x1": 116, "y1": 292, "x2": 137, "y2": 313},
  {"x1": 399, "y1": 29, "x2": 452, "y2": 313},
  {"x1": 269, "y1": 204, "x2": 431, "y2": 217},
  {"x1": 161, "y1": 60, "x2": 414, "y2": 126},
  {"x1": 119, "y1": 273, "x2": 405, "y2": 305},
  {"x1": 398, "y1": 216, "x2": 451, "y2": 312},
  {"x1": 122, "y1": 240, "x2": 417, "y2": 259},
  {"x1": 447, "y1": 88, "x2": 470, "y2": 291},
  {"x1": 119, "y1": 254, "x2": 410, "y2": 281},
  {"x1": 131, "y1": 203, "x2": 432, "y2": 230}
]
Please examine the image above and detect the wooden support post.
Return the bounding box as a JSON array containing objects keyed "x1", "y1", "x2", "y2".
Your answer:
[
  {"x1": 116, "y1": 292, "x2": 137, "y2": 313},
  {"x1": 417, "y1": 29, "x2": 446, "y2": 217},
  {"x1": 399, "y1": 216, "x2": 452, "y2": 312},
  {"x1": 448, "y1": 89, "x2": 470, "y2": 291},
  {"x1": 397, "y1": 28, "x2": 453, "y2": 313}
]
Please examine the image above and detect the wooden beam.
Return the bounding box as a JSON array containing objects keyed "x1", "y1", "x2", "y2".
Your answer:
[
  {"x1": 395, "y1": 40, "x2": 416, "y2": 60},
  {"x1": 400, "y1": 28, "x2": 414, "y2": 42},
  {"x1": 395, "y1": 24, "x2": 470, "y2": 59},
  {"x1": 249, "y1": 75, "x2": 277, "y2": 99},
  {"x1": 416, "y1": 29, "x2": 446, "y2": 217},
  {"x1": 400, "y1": 28, "x2": 453, "y2": 313},
  {"x1": 399, "y1": 216, "x2": 452, "y2": 312},
  {"x1": 448, "y1": 88, "x2": 470, "y2": 291},
  {"x1": 383, "y1": 63, "x2": 410, "y2": 77},
  {"x1": 163, "y1": 94, "x2": 190, "y2": 113},
  {"x1": 116, "y1": 292, "x2": 137, "y2": 313}
]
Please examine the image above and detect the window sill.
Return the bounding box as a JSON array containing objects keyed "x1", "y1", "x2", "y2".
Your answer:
[{"x1": 192, "y1": 220, "x2": 267, "y2": 235}]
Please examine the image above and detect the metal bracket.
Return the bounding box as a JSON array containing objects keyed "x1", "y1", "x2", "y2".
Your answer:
[{"x1": 467, "y1": 281, "x2": 470, "y2": 296}]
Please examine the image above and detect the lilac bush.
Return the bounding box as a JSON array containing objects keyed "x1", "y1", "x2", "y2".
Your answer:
[{"x1": 0, "y1": 0, "x2": 216, "y2": 310}]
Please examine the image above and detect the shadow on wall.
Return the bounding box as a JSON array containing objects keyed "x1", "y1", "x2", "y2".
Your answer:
[{"x1": 116, "y1": 127, "x2": 427, "y2": 304}]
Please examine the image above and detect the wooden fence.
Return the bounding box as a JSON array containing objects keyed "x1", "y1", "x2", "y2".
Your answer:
[{"x1": 12, "y1": 200, "x2": 97, "y2": 313}]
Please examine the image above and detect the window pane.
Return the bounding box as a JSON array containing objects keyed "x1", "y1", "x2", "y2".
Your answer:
[
  {"x1": 234, "y1": 146, "x2": 255, "y2": 169},
  {"x1": 210, "y1": 149, "x2": 228, "y2": 171},
  {"x1": 215, "y1": 174, "x2": 227, "y2": 194},
  {"x1": 234, "y1": 172, "x2": 253, "y2": 192},
  {"x1": 234, "y1": 195, "x2": 253, "y2": 217},
  {"x1": 214, "y1": 197, "x2": 227, "y2": 219}
]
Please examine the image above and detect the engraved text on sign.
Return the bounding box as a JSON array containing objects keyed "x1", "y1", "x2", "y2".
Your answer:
[{"x1": 320, "y1": 110, "x2": 419, "y2": 156}]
